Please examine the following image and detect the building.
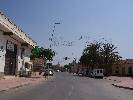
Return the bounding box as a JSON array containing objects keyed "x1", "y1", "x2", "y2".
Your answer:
[
  {"x1": 32, "y1": 58, "x2": 45, "y2": 71},
  {"x1": 112, "y1": 59, "x2": 133, "y2": 76},
  {"x1": 0, "y1": 11, "x2": 37, "y2": 77}
]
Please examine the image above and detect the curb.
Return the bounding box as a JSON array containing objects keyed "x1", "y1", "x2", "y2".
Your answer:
[
  {"x1": 0, "y1": 90, "x2": 6, "y2": 93},
  {"x1": 0, "y1": 76, "x2": 54, "y2": 93},
  {"x1": 112, "y1": 84, "x2": 133, "y2": 90},
  {"x1": 0, "y1": 83, "x2": 31, "y2": 93},
  {"x1": 9, "y1": 83, "x2": 31, "y2": 90}
]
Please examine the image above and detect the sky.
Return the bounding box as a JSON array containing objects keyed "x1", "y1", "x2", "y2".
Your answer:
[{"x1": 1, "y1": 0, "x2": 133, "y2": 65}]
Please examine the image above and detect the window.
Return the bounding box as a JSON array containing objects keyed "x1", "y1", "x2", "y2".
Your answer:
[
  {"x1": 21, "y1": 48, "x2": 25, "y2": 59},
  {"x1": 100, "y1": 70, "x2": 103, "y2": 73}
]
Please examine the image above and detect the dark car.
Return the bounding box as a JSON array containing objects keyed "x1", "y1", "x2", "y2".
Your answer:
[{"x1": 78, "y1": 70, "x2": 86, "y2": 76}]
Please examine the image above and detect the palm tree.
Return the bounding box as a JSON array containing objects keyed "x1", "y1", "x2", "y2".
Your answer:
[
  {"x1": 101, "y1": 43, "x2": 122, "y2": 75},
  {"x1": 80, "y1": 42, "x2": 102, "y2": 69},
  {"x1": 79, "y1": 41, "x2": 122, "y2": 76}
]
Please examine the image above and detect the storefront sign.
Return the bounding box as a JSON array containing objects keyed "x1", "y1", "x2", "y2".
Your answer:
[{"x1": 6, "y1": 41, "x2": 14, "y2": 52}]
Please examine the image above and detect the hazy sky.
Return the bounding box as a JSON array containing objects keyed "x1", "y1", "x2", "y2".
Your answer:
[{"x1": 1, "y1": 0, "x2": 133, "y2": 65}]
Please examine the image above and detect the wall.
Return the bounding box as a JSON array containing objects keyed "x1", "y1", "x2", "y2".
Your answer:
[
  {"x1": 0, "y1": 31, "x2": 33, "y2": 76},
  {"x1": 112, "y1": 60, "x2": 133, "y2": 76},
  {"x1": 0, "y1": 31, "x2": 6, "y2": 76},
  {"x1": 24, "y1": 47, "x2": 32, "y2": 64},
  {"x1": 0, "y1": 11, "x2": 36, "y2": 76},
  {"x1": 17, "y1": 47, "x2": 22, "y2": 71}
]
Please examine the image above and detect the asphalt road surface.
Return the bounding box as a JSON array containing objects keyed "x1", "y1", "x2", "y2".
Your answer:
[{"x1": 0, "y1": 72, "x2": 133, "y2": 100}]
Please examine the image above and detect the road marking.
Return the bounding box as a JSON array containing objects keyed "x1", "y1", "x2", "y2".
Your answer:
[
  {"x1": 65, "y1": 85, "x2": 74, "y2": 100},
  {"x1": 68, "y1": 85, "x2": 74, "y2": 97},
  {"x1": 72, "y1": 85, "x2": 74, "y2": 90},
  {"x1": 65, "y1": 98, "x2": 68, "y2": 100},
  {"x1": 68, "y1": 91, "x2": 72, "y2": 97},
  {"x1": 71, "y1": 76, "x2": 76, "y2": 81},
  {"x1": 54, "y1": 84, "x2": 56, "y2": 88}
]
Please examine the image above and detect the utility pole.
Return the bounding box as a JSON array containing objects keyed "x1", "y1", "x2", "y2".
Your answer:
[
  {"x1": 73, "y1": 57, "x2": 77, "y2": 74},
  {"x1": 48, "y1": 22, "x2": 61, "y2": 78}
]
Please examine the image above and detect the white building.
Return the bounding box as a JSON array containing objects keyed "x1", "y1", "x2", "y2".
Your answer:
[{"x1": 0, "y1": 11, "x2": 37, "y2": 77}]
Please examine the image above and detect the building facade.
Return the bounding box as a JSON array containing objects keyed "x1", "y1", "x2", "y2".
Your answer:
[
  {"x1": 0, "y1": 11, "x2": 37, "y2": 77},
  {"x1": 112, "y1": 59, "x2": 133, "y2": 76}
]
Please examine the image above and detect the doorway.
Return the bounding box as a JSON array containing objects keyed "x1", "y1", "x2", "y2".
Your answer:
[{"x1": 4, "y1": 43, "x2": 17, "y2": 75}]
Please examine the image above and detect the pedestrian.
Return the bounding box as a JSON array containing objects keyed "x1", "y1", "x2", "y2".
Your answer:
[
  {"x1": 39, "y1": 67, "x2": 44, "y2": 75},
  {"x1": 43, "y1": 70, "x2": 47, "y2": 78}
]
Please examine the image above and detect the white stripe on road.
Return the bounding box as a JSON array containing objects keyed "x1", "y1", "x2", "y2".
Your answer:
[
  {"x1": 68, "y1": 85, "x2": 74, "y2": 97},
  {"x1": 65, "y1": 98, "x2": 68, "y2": 100},
  {"x1": 64, "y1": 85, "x2": 74, "y2": 100},
  {"x1": 54, "y1": 84, "x2": 56, "y2": 88}
]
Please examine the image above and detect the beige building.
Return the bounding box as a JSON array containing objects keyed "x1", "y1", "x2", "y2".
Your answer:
[
  {"x1": 112, "y1": 59, "x2": 133, "y2": 76},
  {"x1": 0, "y1": 11, "x2": 37, "y2": 77}
]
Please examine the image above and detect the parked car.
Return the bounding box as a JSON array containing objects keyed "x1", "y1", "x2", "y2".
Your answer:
[
  {"x1": 78, "y1": 70, "x2": 86, "y2": 76},
  {"x1": 55, "y1": 69, "x2": 60, "y2": 72},
  {"x1": 49, "y1": 70, "x2": 54, "y2": 76},
  {"x1": 19, "y1": 67, "x2": 31, "y2": 77},
  {"x1": 90, "y1": 69, "x2": 104, "y2": 79},
  {"x1": 57, "y1": 70, "x2": 60, "y2": 72}
]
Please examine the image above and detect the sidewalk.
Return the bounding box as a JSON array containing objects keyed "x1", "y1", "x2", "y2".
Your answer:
[
  {"x1": 105, "y1": 76, "x2": 133, "y2": 90},
  {"x1": 0, "y1": 74, "x2": 50, "y2": 92}
]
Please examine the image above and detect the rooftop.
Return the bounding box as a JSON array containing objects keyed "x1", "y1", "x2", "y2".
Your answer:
[{"x1": 0, "y1": 10, "x2": 37, "y2": 47}]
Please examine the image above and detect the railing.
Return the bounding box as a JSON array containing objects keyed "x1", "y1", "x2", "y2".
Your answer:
[{"x1": 0, "y1": 11, "x2": 37, "y2": 47}]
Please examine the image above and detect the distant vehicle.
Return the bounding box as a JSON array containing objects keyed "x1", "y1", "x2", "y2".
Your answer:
[
  {"x1": 19, "y1": 67, "x2": 31, "y2": 77},
  {"x1": 56, "y1": 70, "x2": 60, "y2": 72},
  {"x1": 45, "y1": 69, "x2": 54, "y2": 76},
  {"x1": 78, "y1": 70, "x2": 86, "y2": 76},
  {"x1": 49, "y1": 70, "x2": 54, "y2": 76},
  {"x1": 90, "y1": 69, "x2": 104, "y2": 79},
  {"x1": 55, "y1": 69, "x2": 60, "y2": 72}
]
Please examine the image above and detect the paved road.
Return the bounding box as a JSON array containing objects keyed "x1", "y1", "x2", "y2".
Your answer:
[{"x1": 0, "y1": 72, "x2": 133, "y2": 100}]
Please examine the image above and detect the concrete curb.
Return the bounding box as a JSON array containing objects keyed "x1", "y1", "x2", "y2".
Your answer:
[
  {"x1": 0, "y1": 76, "x2": 54, "y2": 93},
  {"x1": 0, "y1": 83, "x2": 31, "y2": 93},
  {"x1": 112, "y1": 84, "x2": 133, "y2": 90}
]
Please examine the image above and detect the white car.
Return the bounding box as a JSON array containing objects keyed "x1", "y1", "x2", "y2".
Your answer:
[
  {"x1": 49, "y1": 70, "x2": 53, "y2": 75},
  {"x1": 91, "y1": 69, "x2": 104, "y2": 78},
  {"x1": 57, "y1": 70, "x2": 60, "y2": 72}
]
